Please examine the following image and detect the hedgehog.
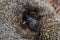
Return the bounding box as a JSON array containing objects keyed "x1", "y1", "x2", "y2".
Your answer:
[{"x1": 13, "y1": 0, "x2": 59, "y2": 40}]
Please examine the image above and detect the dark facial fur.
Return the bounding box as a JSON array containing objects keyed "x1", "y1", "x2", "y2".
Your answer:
[{"x1": 22, "y1": 3, "x2": 44, "y2": 32}]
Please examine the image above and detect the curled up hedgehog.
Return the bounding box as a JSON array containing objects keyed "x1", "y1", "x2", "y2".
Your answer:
[{"x1": 13, "y1": 0, "x2": 59, "y2": 40}]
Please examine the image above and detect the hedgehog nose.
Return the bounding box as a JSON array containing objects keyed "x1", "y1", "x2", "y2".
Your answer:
[{"x1": 25, "y1": 15, "x2": 38, "y2": 31}]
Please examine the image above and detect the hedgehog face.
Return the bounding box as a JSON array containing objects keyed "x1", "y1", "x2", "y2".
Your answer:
[{"x1": 22, "y1": 3, "x2": 44, "y2": 32}]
